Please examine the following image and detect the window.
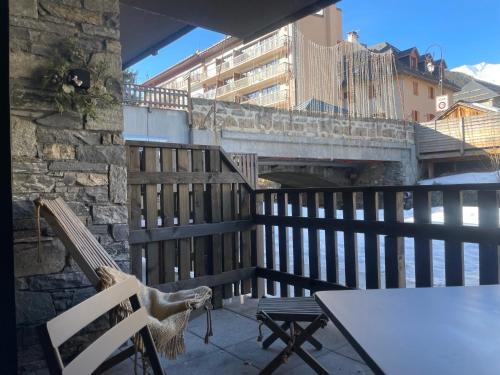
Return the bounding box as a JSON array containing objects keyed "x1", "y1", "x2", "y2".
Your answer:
[
  {"x1": 410, "y1": 56, "x2": 418, "y2": 70},
  {"x1": 411, "y1": 110, "x2": 419, "y2": 122},
  {"x1": 413, "y1": 81, "x2": 419, "y2": 95},
  {"x1": 428, "y1": 86, "x2": 435, "y2": 99},
  {"x1": 427, "y1": 114, "x2": 435, "y2": 121}
]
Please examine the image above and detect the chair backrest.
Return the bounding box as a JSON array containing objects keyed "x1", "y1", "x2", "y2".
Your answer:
[
  {"x1": 41, "y1": 276, "x2": 164, "y2": 375},
  {"x1": 35, "y1": 197, "x2": 120, "y2": 287}
]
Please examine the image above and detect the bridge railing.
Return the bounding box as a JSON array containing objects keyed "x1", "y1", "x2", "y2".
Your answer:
[
  {"x1": 123, "y1": 83, "x2": 190, "y2": 110},
  {"x1": 253, "y1": 184, "x2": 500, "y2": 295}
]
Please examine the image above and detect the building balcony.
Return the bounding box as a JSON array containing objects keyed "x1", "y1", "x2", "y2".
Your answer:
[
  {"x1": 200, "y1": 34, "x2": 289, "y2": 86},
  {"x1": 241, "y1": 88, "x2": 289, "y2": 107},
  {"x1": 214, "y1": 62, "x2": 290, "y2": 100}
]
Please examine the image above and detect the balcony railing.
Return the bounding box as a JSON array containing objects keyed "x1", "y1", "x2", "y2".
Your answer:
[
  {"x1": 255, "y1": 185, "x2": 500, "y2": 293},
  {"x1": 241, "y1": 89, "x2": 288, "y2": 107},
  {"x1": 215, "y1": 62, "x2": 289, "y2": 97},
  {"x1": 125, "y1": 140, "x2": 500, "y2": 303},
  {"x1": 123, "y1": 83, "x2": 189, "y2": 110},
  {"x1": 217, "y1": 35, "x2": 288, "y2": 73}
]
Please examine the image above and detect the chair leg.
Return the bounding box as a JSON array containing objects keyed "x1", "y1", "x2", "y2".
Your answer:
[
  {"x1": 293, "y1": 322, "x2": 323, "y2": 350},
  {"x1": 262, "y1": 321, "x2": 290, "y2": 349},
  {"x1": 258, "y1": 313, "x2": 329, "y2": 375}
]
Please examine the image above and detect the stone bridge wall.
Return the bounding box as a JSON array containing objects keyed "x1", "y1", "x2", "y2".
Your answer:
[{"x1": 191, "y1": 98, "x2": 414, "y2": 143}]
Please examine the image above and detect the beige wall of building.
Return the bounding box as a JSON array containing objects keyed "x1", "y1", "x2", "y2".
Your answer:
[{"x1": 399, "y1": 75, "x2": 455, "y2": 122}]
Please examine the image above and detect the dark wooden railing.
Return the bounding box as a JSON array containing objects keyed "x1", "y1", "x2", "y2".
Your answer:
[
  {"x1": 125, "y1": 141, "x2": 500, "y2": 305},
  {"x1": 123, "y1": 83, "x2": 189, "y2": 110},
  {"x1": 254, "y1": 185, "x2": 500, "y2": 295},
  {"x1": 126, "y1": 141, "x2": 258, "y2": 307},
  {"x1": 229, "y1": 153, "x2": 258, "y2": 189}
]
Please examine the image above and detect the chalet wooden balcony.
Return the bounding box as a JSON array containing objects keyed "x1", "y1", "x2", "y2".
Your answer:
[{"x1": 417, "y1": 113, "x2": 500, "y2": 160}]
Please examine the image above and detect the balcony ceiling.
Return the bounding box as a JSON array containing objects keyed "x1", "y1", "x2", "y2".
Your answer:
[{"x1": 120, "y1": 0, "x2": 339, "y2": 68}]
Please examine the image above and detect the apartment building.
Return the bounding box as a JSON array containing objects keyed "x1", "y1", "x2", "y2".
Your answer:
[
  {"x1": 143, "y1": 5, "x2": 342, "y2": 109},
  {"x1": 368, "y1": 41, "x2": 459, "y2": 122}
]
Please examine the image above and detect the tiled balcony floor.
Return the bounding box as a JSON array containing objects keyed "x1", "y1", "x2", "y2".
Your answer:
[{"x1": 105, "y1": 296, "x2": 373, "y2": 374}]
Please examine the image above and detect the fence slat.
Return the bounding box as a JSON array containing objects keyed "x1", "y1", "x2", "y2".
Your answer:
[
  {"x1": 208, "y1": 149, "x2": 223, "y2": 307},
  {"x1": 128, "y1": 146, "x2": 143, "y2": 282},
  {"x1": 160, "y1": 148, "x2": 176, "y2": 283},
  {"x1": 413, "y1": 190, "x2": 432, "y2": 287},
  {"x1": 478, "y1": 190, "x2": 500, "y2": 285},
  {"x1": 177, "y1": 149, "x2": 191, "y2": 281},
  {"x1": 277, "y1": 192, "x2": 289, "y2": 297},
  {"x1": 324, "y1": 192, "x2": 338, "y2": 284},
  {"x1": 343, "y1": 191, "x2": 358, "y2": 288},
  {"x1": 363, "y1": 191, "x2": 379, "y2": 289},
  {"x1": 384, "y1": 191, "x2": 405, "y2": 288},
  {"x1": 192, "y1": 150, "x2": 207, "y2": 278},
  {"x1": 289, "y1": 192, "x2": 304, "y2": 296},
  {"x1": 221, "y1": 160, "x2": 234, "y2": 299},
  {"x1": 240, "y1": 185, "x2": 252, "y2": 294},
  {"x1": 144, "y1": 147, "x2": 160, "y2": 285},
  {"x1": 307, "y1": 192, "x2": 320, "y2": 280},
  {"x1": 443, "y1": 190, "x2": 464, "y2": 286},
  {"x1": 264, "y1": 192, "x2": 276, "y2": 295}
]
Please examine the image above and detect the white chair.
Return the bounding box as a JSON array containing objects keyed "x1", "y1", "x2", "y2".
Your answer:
[{"x1": 40, "y1": 276, "x2": 164, "y2": 375}]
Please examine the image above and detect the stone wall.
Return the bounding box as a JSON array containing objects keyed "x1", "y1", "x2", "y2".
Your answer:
[
  {"x1": 9, "y1": 1, "x2": 127, "y2": 372},
  {"x1": 191, "y1": 98, "x2": 414, "y2": 143},
  {"x1": 191, "y1": 98, "x2": 417, "y2": 184}
]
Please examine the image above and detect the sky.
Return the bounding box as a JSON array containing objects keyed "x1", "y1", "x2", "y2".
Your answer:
[{"x1": 130, "y1": 0, "x2": 500, "y2": 83}]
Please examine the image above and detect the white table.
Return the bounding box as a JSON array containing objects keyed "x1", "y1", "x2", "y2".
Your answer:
[{"x1": 315, "y1": 286, "x2": 500, "y2": 375}]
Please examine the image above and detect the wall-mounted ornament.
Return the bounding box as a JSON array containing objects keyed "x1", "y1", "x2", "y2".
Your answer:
[
  {"x1": 67, "y1": 68, "x2": 91, "y2": 90},
  {"x1": 42, "y1": 38, "x2": 119, "y2": 119}
]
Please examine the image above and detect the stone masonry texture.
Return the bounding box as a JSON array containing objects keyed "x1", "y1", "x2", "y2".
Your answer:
[{"x1": 9, "y1": 0, "x2": 127, "y2": 372}]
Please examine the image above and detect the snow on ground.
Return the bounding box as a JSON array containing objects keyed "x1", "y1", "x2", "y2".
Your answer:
[{"x1": 418, "y1": 170, "x2": 500, "y2": 185}]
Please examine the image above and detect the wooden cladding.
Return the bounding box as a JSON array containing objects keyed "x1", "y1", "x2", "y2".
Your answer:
[
  {"x1": 126, "y1": 142, "x2": 259, "y2": 306},
  {"x1": 417, "y1": 113, "x2": 500, "y2": 158},
  {"x1": 255, "y1": 185, "x2": 500, "y2": 293}
]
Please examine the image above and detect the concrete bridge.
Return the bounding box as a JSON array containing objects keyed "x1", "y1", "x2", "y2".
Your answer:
[{"x1": 124, "y1": 97, "x2": 417, "y2": 187}]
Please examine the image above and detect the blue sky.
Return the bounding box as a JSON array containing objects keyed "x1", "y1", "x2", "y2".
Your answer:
[{"x1": 130, "y1": 0, "x2": 500, "y2": 83}]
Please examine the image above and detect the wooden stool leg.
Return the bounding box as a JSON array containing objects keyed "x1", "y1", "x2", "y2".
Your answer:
[
  {"x1": 294, "y1": 322, "x2": 323, "y2": 350},
  {"x1": 262, "y1": 321, "x2": 290, "y2": 349}
]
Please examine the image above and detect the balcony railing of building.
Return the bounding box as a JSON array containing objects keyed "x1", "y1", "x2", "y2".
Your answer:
[
  {"x1": 215, "y1": 35, "x2": 288, "y2": 75},
  {"x1": 241, "y1": 88, "x2": 289, "y2": 107},
  {"x1": 125, "y1": 141, "x2": 500, "y2": 305},
  {"x1": 205, "y1": 62, "x2": 289, "y2": 99},
  {"x1": 123, "y1": 83, "x2": 190, "y2": 110},
  {"x1": 161, "y1": 35, "x2": 288, "y2": 93}
]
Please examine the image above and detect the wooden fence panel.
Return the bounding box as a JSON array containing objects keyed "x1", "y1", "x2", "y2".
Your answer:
[
  {"x1": 126, "y1": 141, "x2": 257, "y2": 307},
  {"x1": 160, "y1": 148, "x2": 176, "y2": 283},
  {"x1": 413, "y1": 190, "x2": 432, "y2": 287},
  {"x1": 144, "y1": 147, "x2": 160, "y2": 285},
  {"x1": 277, "y1": 192, "x2": 289, "y2": 297},
  {"x1": 443, "y1": 190, "x2": 464, "y2": 286},
  {"x1": 363, "y1": 191, "x2": 380, "y2": 289},
  {"x1": 342, "y1": 191, "x2": 358, "y2": 288},
  {"x1": 384, "y1": 191, "x2": 405, "y2": 288}
]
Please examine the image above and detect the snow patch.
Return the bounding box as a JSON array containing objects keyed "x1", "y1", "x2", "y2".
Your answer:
[
  {"x1": 451, "y1": 62, "x2": 500, "y2": 85},
  {"x1": 418, "y1": 171, "x2": 500, "y2": 185}
]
